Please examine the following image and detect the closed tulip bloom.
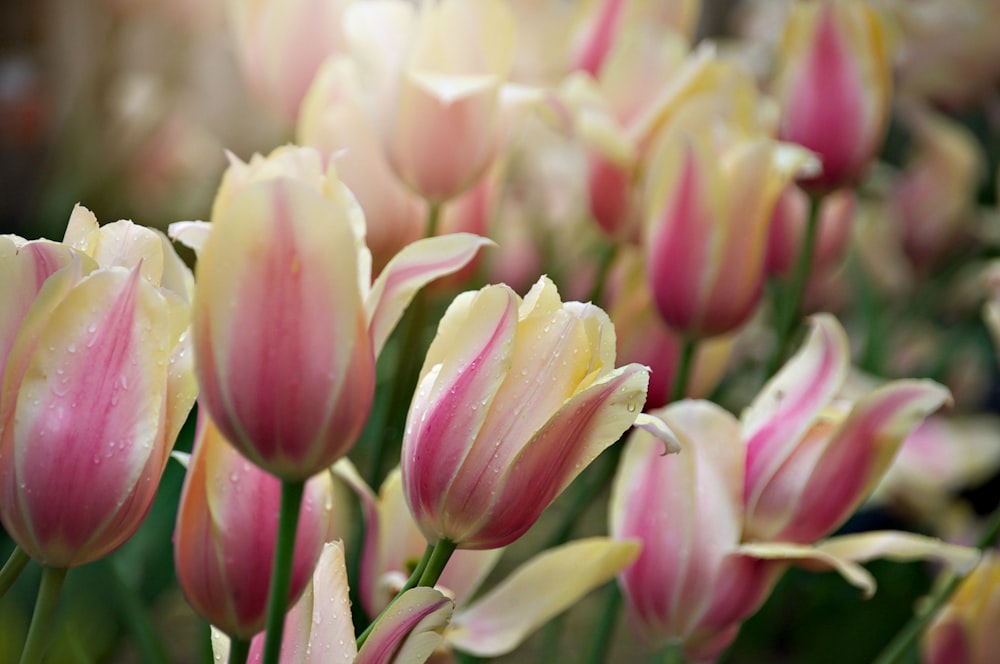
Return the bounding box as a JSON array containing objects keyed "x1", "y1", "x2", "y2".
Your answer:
[
  {"x1": 344, "y1": 0, "x2": 529, "y2": 202},
  {"x1": 644, "y1": 126, "x2": 817, "y2": 338},
  {"x1": 0, "y1": 213, "x2": 196, "y2": 568},
  {"x1": 402, "y1": 276, "x2": 674, "y2": 550},
  {"x1": 174, "y1": 410, "x2": 335, "y2": 639},
  {"x1": 775, "y1": 0, "x2": 892, "y2": 191},
  {"x1": 742, "y1": 315, "x2": 951, "y2": 544},
  {"x1": 612, "y1": 401, "x2": 777, "y2": 661},
  {"x1": 183, "y1": 146, "x2": 490, "y2": 480},
  {"x1": 924, "y1": 553, "x2": 1000, "y2": 664}
]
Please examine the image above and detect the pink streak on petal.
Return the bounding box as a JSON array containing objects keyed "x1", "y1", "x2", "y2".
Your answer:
[
  {"x1": 646, "y1": 143, "x2": 713, "y2": 335},
  {"x1": 574, "y1": 0, "x2": 626, "y2": 76},
  {"x1": 781, "y1": 5, "x2": 867, "y2": 188}
]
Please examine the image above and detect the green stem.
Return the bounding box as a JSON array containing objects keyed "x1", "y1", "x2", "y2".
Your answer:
[
  {"x1": 670, "y1": 338, "x2": 696, "y2": 404},
  {"x1": 260, "y1": 479, "x2": 306, "y2": 664},
  {"x1": 228, "y1": 637, "x2": 251, "y2": 664},
  {"x1": 585, "y1": 242, "x2": 618, "y2": 308},
  {"x1": 767, "y1": 193, "x2": 823, "y2": 377},
  {"x1": 356, "y1": 544, "x2": 434, "y2": 649},
  {"x1": 0, "y1": 546, "x2": 30, "y2": 598},
  {"x1": 19, "y1": 566, "x2": 68, "y2": 664},
  {"x1": 104, "y1": 558, "x2": 169, "y2": 664},
  {"x1": 872, "y1": 505, "x2": 1000, "y2": 664},
  {"x1": 653, "y1": 643, "x2": 685, "y2": 664},
  {"x1": 585, "y1": 584, "x2": 622, "y2": 664},
  {"x1": 417, "y1": 539, "x2": 457, "y2": 588},
  {"x1": 425, "y1": 202, "x2": 442, "y2": 239}
]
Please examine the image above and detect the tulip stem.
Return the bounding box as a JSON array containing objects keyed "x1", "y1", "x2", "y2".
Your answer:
[
  {"x1": 653, "y1": 643, "x2": 685, "y2": 664},
  {"x1": 586, "y1": 584, "x2": 621, "y2": 664},
  {"x1": 671, "y1": 338, "x2": 696, "y2": 403},
  {"x1": 417, "y1": 538, "x2": 457, "y2": 588},
  {"x1": 872, "y1": 503, "x2": 1000, "y2": 664},
  {"x1": 260, "y1": 479, "x2": 306, "y2": 664},
  {"x1": 0, "y1": 546, "x2": 30, "y2": 598},
  {"x1": 355, "y1": 543, "x2": 433, "y2": 649},
  {"x1": 426, "y1": 202, "x2": 443, "y2": 238},
  {"x1": 18, "y1": 566, "x2": 68, "y2": 664},
  {"x1": 767, "y1": 193, "x2": 822, "y2": 377},
  {"x1": 228, "y1": 637, "x2": 251, "y2": 664}
]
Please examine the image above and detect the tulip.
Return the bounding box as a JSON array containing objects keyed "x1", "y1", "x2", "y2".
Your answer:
[
  {"x1": 0, "y1": 209, "x2": 196, "y2": 568},
  {"x1": 210, "y1": 540, "x2": 455, "y2": 664},
  {"x1": 343, "y1": 0, "x2": 531, "y2": 202},
  {"x1": 401, "y1": 275, "x2": 676, "y2": 550},
  {"x1": 173, "y1": 409, "x2": 335, "y2": 639},
  {"x1": 227, "y1": 0, "x2": 357, "y2": 124},
  {"x1": 775, "y1": 0, "x2": 892, "y2": 191},
  {"x1": 611, "y1": 400, "x2": 779, "y2": 661},
  {"x1": 174, "y1": 146, "x2": 491, "y2": 480},
  {"x1": 924, "y1": 553, "x2": 1000, "y2": 664},
  {"x1": 742, "y1": 314, "x2": 952, "y2": 544},
  {"x1": 643, "y1": 125, "x2": 818, "y2": 338}
]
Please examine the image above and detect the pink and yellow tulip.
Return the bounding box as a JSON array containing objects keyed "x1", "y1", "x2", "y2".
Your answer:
[
  {"x1": 171, "y1": 146, "x2": 491, "y2": 480},
  {"x1": 643, "y1": 125, "x2": 818, "y2": 338},
  {"x1": 742, "y1": 315, "x2": 952, "y2": 544},
  {"x1": 173, "y1": 410, "x2": 335, "y2": 639},
  {"x1": 612, "y1": 400, "x2": 776, "y2": 661},
  {"x1": 401, "y1": 275, "x2": 675, "y2": 550},
  {"x1": 775, "y1": 0, "x2": 893, "y2": 191},
  {"x1": 0, "y1": 209, "x2": 196, "y2": 567},
  {"x1": 343, "y1": 0, "x2": 531, "y2": 203}
]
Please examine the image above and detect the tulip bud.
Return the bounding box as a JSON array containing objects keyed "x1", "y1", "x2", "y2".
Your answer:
[
  {"x1": 775, "y1": 0, "x2": 893, "y2": 191},
  {"x1": 742, "y1": 315, "x2": 951, "y2": 543},
  {"x1": 765, "y1": 186, "x2": 855, "y2": 279},
  {"x1": 402, "y1": 275, "x2": 674, "y2": 549},
  {"x1": 643, "y1": 127, "x2": 817, "y2": 338},
  {"x1": 174, "y1": 410, "x2": 335, "y2": 639}
]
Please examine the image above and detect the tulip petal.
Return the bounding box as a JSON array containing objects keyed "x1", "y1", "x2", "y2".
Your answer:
[
  {"x1": 448, "y1": 538, "x2": 640, "y2": 656},
  {"x1": 167, "y1": 221, "x2": 211, "y2": 256},
  {"x1": 298, "y1": 540, "x2": 357, "y2": 663},
  {"x1": 464, "y1": 363, "x2": 650, "y2": 549},
  {"x1": 4, "y1": 267, "x2": 169, "y2": 567},
  {"x1": 356, "y1": 587, "x2": 454, "y2": 664},
  {"x1": 332, "y1": 458, "x2": 383, "y2": 618},
  {"x1": 366, "y1": 233, "x2": 494, "y2": 357},
  {"x1": 743, "y1": 314, "x2": 849, "y2": 519},
  {"x1": 768, "y1": 379, "x2": 951, "y2": 543},
  {"x1": 816, "y1": 531, "x2": 980, "y2": 575},
  {"x1": 736, "y1": 541, "x2": 875, "y2": 597}
]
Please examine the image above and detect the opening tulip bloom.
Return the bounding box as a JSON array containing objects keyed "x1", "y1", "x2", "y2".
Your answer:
[
  {"x1": 401, "y1": 275, "x2": 676, "y2": 550},
  {"x1": 0, "y1": 211, "x2": 196, "y2": 568},
  {"x1": 742, "y1": 314, "x2": 952, "y2": 544},
  {"x1": 173, "y1": 146, "x2": 491, "y2": 480}
]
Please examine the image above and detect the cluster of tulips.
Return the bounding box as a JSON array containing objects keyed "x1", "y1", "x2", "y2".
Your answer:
[{"x1": 4, "y1": 0, "x2": 1000, "y2": 662}]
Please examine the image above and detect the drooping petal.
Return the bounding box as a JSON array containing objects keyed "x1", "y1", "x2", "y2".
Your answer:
[
  {"x1": 366, "y1": 233, "x2": 495, "y2": 356},
  {"x1": 448, "y1": 538, "x2": 639, "y2": 656}
]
